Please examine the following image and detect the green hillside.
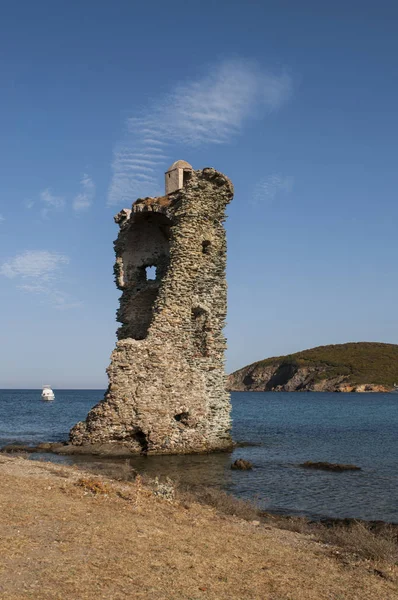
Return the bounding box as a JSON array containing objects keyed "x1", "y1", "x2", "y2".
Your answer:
[{"x1": 246, "y1": 342, "x2": 398, "y2": 387}]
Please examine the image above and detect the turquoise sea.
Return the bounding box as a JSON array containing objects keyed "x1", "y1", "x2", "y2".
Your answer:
[{"x1": 0, "y1": 389, "x2": 397, "y2": 522}]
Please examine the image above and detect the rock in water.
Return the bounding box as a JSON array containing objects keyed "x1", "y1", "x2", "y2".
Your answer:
[
  {"x1": 300, "y1": 461, "x2": 361, "y2": 472},
  {"x1": 231, "y1": 459, "x2": 253, "y2": 470}
]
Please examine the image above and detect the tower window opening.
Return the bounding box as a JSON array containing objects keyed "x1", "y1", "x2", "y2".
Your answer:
[
  {"x1": 145, "y1": 265, "x2": 157, "y2": 281},
  {"x1": 183, "y1": 170, "x2": 191, "y2": 186},
  {"x1": 202, "y1": 240, "x2": 211, "y2": 255}
]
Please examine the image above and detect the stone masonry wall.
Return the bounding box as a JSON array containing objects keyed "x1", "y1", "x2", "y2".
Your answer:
[{"x1": 70, "y1": 167, "x2": 234, "y2": 454}]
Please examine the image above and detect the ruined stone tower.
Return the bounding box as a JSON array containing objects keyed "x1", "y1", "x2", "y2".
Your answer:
[{"x1": 70, "y1": 163, "x2": 234, "y2": 454}]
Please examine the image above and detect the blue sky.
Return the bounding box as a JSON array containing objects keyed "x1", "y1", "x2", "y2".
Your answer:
[{"x1": 1, "y1": 0, "x2": 398, "y2": 388}]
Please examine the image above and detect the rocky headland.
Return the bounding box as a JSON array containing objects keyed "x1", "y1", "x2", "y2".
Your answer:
[{"x1": 227, "y1": 342, "x2": 398, "y2": 392}]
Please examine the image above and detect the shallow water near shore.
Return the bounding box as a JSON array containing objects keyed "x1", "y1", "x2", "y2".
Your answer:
[{"x1": 1, "y1": 389, "x2": 397, "y2": 522}]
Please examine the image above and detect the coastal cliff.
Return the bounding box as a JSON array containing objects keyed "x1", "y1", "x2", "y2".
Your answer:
[{"x1": 227, "y1": 342, "x2": 398, "y2": 392}]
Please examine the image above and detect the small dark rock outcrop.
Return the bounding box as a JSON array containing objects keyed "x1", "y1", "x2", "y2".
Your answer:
[
  {"x1": 300, "y1": 461, "x2": 361, "y2": 472},
  {"x1": 0, "y1": 444, "x2": 38, "y2": 453},
  {"x1": 231, "y1": 458, "x2": 253, "y2": 471}
]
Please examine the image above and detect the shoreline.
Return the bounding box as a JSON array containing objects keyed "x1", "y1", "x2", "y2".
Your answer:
[
  {"x1": 1, "y1": 441, "x2": 397, "y2": 527},
  {"x1": 227, "y1": 388, "x2": 397, "y2": 393}
]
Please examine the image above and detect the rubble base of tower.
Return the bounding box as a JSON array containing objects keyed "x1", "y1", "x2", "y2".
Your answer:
[
  {"x1": 70, "y1": 339, "x2": 233, "y2": 455},
  {"x1": 70, "y1": 167, "x2": 234, "y2": 455}
]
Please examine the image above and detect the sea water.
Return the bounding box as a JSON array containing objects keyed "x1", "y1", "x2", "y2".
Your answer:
[{"x1": 0, "y1": 389, "x2": 397, "y2": 522}]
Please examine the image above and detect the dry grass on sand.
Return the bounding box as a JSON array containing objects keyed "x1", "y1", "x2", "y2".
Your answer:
[{"x1": 0, "y1": 456, "x2": 397, "y2": 599}]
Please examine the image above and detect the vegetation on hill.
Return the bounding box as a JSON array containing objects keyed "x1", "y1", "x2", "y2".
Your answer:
[{"x1": 228, "y1": 342, "x2": 398, "y2": 391}]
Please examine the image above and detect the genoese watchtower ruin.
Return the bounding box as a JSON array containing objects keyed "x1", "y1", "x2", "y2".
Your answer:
[{"x1": 70, "y1": 162, "x2": 234, "y2": 454}]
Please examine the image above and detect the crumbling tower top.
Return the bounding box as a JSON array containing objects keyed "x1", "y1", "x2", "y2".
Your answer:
[{"x1": 165, "y1": 159, "x2": 193, "y2": 195}]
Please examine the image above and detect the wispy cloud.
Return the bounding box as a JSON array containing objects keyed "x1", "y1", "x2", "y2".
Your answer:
[
  {"x1": 252, "y1": 174, "x2": 294, "y2": 205},
  {"x1": 0, "y1": 214, "x2": 4, "y2": 224},
  {"x1": 1, "y1": 250, "x2": 81, "y2": 309},
  {"x1": 40, "y1": 188, "x2": 65, "y2": 218},
  {"x1": 108, "y1": 58, "x2": 292, "y2": 205},
  {"x1": 18, "y1": 282, "x2": 82, "y2": 310},
  {"x1": 26, "y1": 174, "x2": 95, "y2": 217},
  {"x1": 73, "y1": 174, "x2": 95, "y2": 212},
  {"x1": 1, "y1": 250, "x2": 68, "y2": 279}
]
